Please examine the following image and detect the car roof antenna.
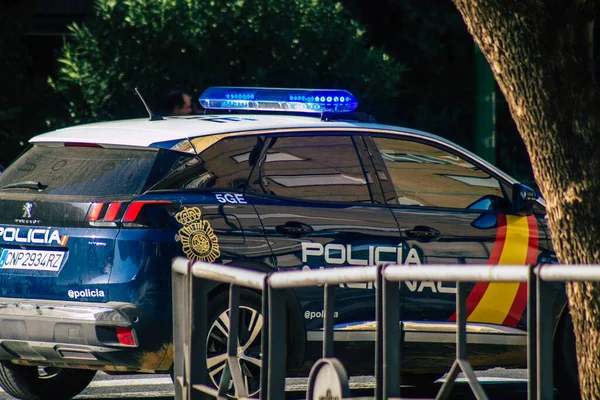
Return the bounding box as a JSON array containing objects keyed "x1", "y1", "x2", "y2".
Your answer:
[{"x1": 135, "y1": 87, "x2": 164, "y2": 121}]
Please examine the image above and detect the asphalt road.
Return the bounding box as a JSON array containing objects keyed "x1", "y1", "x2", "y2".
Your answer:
[{"x1": 0, "y1": 368, "x2": 535, "y2": 400}]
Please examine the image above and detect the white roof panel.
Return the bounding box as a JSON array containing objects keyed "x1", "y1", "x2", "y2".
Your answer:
[
  {"x1": 26, "y1": 113, "x2": 524, "y2": 187},
  {"x1": 30, "y1": 114, "x2": 366, "y2": 147}
]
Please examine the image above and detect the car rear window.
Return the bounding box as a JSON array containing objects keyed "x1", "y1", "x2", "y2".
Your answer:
[{"x1": 0, "y1": 145, "x2": 159, "y2": 196}]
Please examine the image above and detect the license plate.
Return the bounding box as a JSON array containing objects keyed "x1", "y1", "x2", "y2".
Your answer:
[{"x1": 0, "y1": 249, "x2": 65, "y2": 272}]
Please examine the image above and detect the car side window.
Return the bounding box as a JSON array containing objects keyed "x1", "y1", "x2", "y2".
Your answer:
[
  {"x1": 371, "y1": 136, "x2": 508, "y2": 210},
  {"x1": 249, "y1": 135, "x2": 371, "y2": 203},
  {"x1": 152, "y1": 135, "x2": 263, "y2": 190}
]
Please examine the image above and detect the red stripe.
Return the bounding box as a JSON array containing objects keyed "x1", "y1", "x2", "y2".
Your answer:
[
  {"x1": 487, "y1": 214, "x2": 507, "y2": 265},
  {"x1": 525, "y1": 214, "x2": 539, "y2": 264},
  {"x1": 448, "y1": 281, "x2": 490, "y2": 322},
  {"x1": 502, "y1": 215, "x2": 539, "y2": 327},
  {"x1": 448, "y1": 214, "x2": 507, "y2": 322},
  {"x1": 502, "y1": 282, "x2": 527, "y2": 327}
]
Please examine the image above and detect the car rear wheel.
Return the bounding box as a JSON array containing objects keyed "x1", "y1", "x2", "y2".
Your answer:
[
  {"x1": 206, "y1": 290, "x2": 263, "y2": 398},
  {"x1": 0, "y1": 362, "x2": 96, "y2": 400},
  {"x1": 554, "y1": 311, "x2": 581, "y2": 399}
]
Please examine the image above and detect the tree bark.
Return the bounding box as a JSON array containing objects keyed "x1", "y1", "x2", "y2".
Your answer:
[{"x1": 451, "y1": 0, "x2": 600, "y2": 397}]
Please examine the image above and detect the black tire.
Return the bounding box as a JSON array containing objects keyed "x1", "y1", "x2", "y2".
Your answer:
[
  {"x1": 206, "y1": 290, "x2": 264, "y2": 398},
  {"x1": 554, "y1": 311, "x2": 581, "y2": 399},
  {"x1": 0, "y1": 363, "x2": 96, "y2": 400}
]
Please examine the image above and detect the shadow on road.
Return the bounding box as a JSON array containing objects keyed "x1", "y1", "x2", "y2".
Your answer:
[
  {"x1": 73, "y1": 380, "x2": 569, "y2": 400},
  {"x1": 287, "y1": 380, "x2": 530, "y2": 400}
]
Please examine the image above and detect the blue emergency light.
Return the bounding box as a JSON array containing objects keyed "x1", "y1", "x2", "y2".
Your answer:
[{"x1": 199, "y1": 87, "x2": 358, "y2": 113}]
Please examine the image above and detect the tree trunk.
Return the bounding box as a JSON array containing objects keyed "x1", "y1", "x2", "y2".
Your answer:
[{"x1": 451, "y1": 0, "x2": 600, "y2": 398}]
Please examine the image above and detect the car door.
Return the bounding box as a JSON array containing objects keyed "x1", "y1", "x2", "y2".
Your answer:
[
  {"x1": 364, "y1": 133, "x2": 549, "y2": 334},
  {"x1": 245, "y1": 132, "x2": 401, "y2": 367},
  {"x1": 150, "y1": 134, "x2": 275, "y2": 270}
]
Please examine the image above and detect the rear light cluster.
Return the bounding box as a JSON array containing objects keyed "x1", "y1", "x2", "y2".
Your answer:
[
  {"x1": 87, "y1": 202, "x2": 123, "y2": 227},
  {"x1": 116, "y1": 327, "x2": 137, "y2": 346},
  {"x1": 86, "y1": 200, "x2": 174, "y2": 228}
]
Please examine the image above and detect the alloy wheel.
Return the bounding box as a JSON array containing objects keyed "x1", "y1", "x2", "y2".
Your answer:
[{"x1": 206, "y1": 305, "x2": 263, "y2": 397}]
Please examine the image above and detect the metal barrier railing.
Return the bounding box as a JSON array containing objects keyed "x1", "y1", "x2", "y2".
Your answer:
[{"x1": 172, "y1": 259, "x2": 596, "y2": 400}]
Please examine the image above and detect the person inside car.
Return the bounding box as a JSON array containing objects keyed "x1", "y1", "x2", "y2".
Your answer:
[{"x1": 160, "y1": 90, "x2": 193, "y2": 115}]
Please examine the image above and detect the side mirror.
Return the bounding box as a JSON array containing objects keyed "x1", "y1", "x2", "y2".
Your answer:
[
  {"x1": 511, "y1": 183, "x2": 538, "y2": 215},
  {"x1": 471, "y1": 213, "x2": 498, "y2": 230}
]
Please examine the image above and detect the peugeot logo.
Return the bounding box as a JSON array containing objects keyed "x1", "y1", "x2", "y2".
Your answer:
[{"x1": 22, "y1": 203, "x2": 33, "y2": 219}]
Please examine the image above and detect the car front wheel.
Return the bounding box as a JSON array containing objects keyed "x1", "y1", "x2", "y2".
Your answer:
[
  {"x1": 206, "y1": 290, "x2": 263, "y2": 398},
  {"x1": 0, "y1": 362, "x2": 96, "y2": 400}
]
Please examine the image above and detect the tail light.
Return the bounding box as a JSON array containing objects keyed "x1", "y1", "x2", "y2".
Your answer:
[
  {"x1": 115, "y1": 327, "x2": 137, "y2": 346},
  {"x1": 86, "y1": 200, "x2": 175, "y2": 228},
  {"x1": 122, "y1": 200, "x2": 175, "y2": 228},
  {"x1": 86, "y1": 202, "x2": 124, "y2": 227}
]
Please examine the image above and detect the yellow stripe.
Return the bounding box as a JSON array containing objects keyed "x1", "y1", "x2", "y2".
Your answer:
[
  {"x1": 498, "y1": 215, "x2": 530, "y2": 264},
  {"x1": 467, "y1": 216, "x2": 529, "y2": 324}
]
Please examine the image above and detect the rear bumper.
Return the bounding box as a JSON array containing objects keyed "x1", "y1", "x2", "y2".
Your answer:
[{"x1": 0, "y1": 298, "x2": 172, "y2": 372}]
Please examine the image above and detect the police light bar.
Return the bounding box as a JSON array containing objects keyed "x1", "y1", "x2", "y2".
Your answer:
[{"x1": 199, "y1": 87, "x2": 358, "y2": 113}]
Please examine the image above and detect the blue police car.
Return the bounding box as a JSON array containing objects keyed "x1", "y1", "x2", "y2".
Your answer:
[{"x1": 0, "y1": 87, "x2": 576, "y2": 399}]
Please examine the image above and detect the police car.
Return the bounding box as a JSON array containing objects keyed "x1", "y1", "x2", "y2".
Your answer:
[{"x1": 0, "y1": 87, "x2": 576, "y2": 399}]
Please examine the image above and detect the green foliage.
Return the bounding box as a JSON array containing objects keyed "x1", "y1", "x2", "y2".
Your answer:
[{"x1": 51, "y1": 0, "x2": 405, "y2": 124}]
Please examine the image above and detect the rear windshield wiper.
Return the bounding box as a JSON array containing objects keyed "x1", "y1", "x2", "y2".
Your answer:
[{"x1": 2, "y1": 181, "x2": 48, "y2": 191}]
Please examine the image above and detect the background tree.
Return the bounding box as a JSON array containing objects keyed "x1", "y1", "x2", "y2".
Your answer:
[
  {"x1": 3, "y1": 1, "x2": 539, "y2": 192},
  {"x1": 50, "y1": 0, "x2": 404, "y2": 125},
  {"x1": 343, "y1": 0, "x2": 473, "y2": 142},
  {"x1": 342, "y1": 0, "x2": 537, "y2": 187},
  {"x1": 451, "y1": 1, "x2": 599, "y2": 398},
  {"x1": 0, "y1": 1, "x2": 62, "y2": 167}
]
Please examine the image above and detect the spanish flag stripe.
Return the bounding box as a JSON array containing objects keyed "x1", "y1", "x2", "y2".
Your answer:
[
  {"x1": 487, "y1": 214, "x2": 507, "y2": 264},
  {"x1": 466, "y1": 215, "x2": 529, "y2": 324},
  {"x1": 497, "y1": 215, "x2": 530, "y2": 264},
  {"x1": 448, "y1": 215, "x2": 507, "y2": 322},
  {"x1": 502, "y1": 282, "x2": 527, "y2": 327},
  {"x1": 501, "y1": 215, "x2": 539, "y2": 327},
  {"x1": 464, "y1": 282, "x2": 489, "y2": 318},
  {"x1": 463, "y1": 214, "x2": 507, "y2": 319},
  {"x1": 447, "y1": 283, "x2": 489, "y2": 322},
  {"x1": 525, "y1": 215, "x2": 539, "y2": 264}
]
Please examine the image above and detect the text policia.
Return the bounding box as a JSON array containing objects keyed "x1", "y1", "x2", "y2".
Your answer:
[{"x1": 301, "y1": 242, "x2": 456, "y2": 294}]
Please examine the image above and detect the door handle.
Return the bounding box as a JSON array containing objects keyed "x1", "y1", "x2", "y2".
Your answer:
[
  {"x1": 405, "y1": 226, "x2": 441, "y2": 242},
  {"x1": 276, "y1": 221, "x2": 314, "y2": 238}
]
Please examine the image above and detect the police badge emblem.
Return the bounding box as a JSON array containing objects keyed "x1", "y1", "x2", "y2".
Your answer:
[{"x1": 175, "y1": 207, "x2": 220, "y2": 263}]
